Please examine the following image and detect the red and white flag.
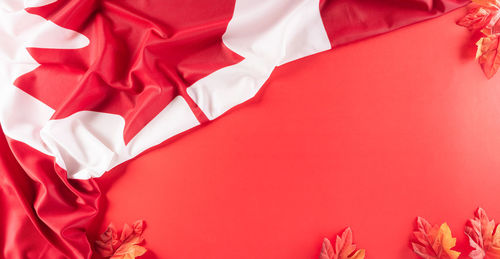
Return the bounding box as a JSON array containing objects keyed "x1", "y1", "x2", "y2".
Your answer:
[{"x1": 0, "y1": 0, "x2": 466, "y2": 258}]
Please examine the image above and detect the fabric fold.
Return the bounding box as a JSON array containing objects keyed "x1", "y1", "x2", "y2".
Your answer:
[{"x1": 0, "y1": 0, "x2": 468, "y2": 257}]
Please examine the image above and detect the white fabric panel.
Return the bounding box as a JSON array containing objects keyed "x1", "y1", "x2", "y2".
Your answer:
[
  {"x1": 40, "y1": 111, "x2": 125, "y2": 178},
  {"x1": 24, "y1": 0, "x2": 58, "y2": 8},
  {"x1": 0, "y1": 86, "x2": 54, "y2": 156},
  {"x1": 0, "y1": 5, "x2": 88, "y2": 157},
  {"x1": 187, "y1": 58, "x2": 273, "y2": 121},
  {"x1": 1, "y1": 11, "x2": 89, "y2": 50},
  {"x1": 1, "y1": 0, "x2": 57, "y2": 12},
  {"x1": 109, "y1": 96, "x2": 200, "y2": 170},
  {"x1": 40, "y1": 96, "x2": 199, "y2": 179},
  {"x1": 188, "y1": 0, "x2": 331, "y2": 120}
]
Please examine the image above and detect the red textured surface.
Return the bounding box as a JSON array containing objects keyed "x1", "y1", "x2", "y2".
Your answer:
[{"x1": 90, "y1": 8, "x2": 500, "y2": 259}]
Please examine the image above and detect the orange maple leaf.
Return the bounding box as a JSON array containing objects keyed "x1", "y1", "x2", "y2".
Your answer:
[
  {"x1": 476, "y1": 34, "x2": 500, "y2": 78},
  {"x1": 457, "y1": 0, "x2": 500, "y2": 35},
  {"x1": 465, "y1": 208, "x2": 500, "y2": 259},
  {"x1": 458, "y1": 0, "x2": 500, "y2": 78},
  {"x1": 95, "y1": 220, "x2": 147, "y2": 259},
  {"x1": 457, "y1": 7, "x2": 495, "y2": 31},
  {"x1": 472, "y1": 0, "x2": 500, "y2": 9},
  {"x1": 411, "y1": 217, "x2": 460, "y2": 259},
  {"x1": 319, "y1": 228, "x2": 365, "y2": 259},
  {"x1": 95, "y1": 223, "x2": 119, "y2": 257}
]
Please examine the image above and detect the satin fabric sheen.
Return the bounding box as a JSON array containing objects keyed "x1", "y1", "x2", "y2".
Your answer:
[
  {"x1": 0, "y1": 128, "x2": 100, "y2": 259},
  {"x1": 320, "y1": 0, "x2": 468, "y2": 46},
  {"x1": 1, "y1": 0, "x2": 467, "y2": 258},
  {"x1": 18, "y1": 0, "x2": 241, "y2": 144}
]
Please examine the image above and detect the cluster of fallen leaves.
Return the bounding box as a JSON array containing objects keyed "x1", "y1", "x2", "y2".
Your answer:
[
  {"x1": 92, "y1": 209, "x2": 500, "y2": 259},
  {"x1": 319, "y1": 208, "x2": 500, "y2": 259},
  {"x1": 95, "y1": 220, "x2": 147, "y2": 259},
  {"x1": 410, "y1": 208, "x2": 500, "y2": 259},
  {"x1": 457, "y1": 0, "x2": 500, "y2": 78}
]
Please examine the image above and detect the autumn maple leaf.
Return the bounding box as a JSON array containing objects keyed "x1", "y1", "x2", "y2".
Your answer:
[
  {"x1": 411, "y1": 217, "x2": 460, "y2": 259},
  {"x1": 95, "y1": 223, "x2": 119, "y2": 257},
  {"x1": 465, "y1": 208, "x2": 500, "y2": 259},
  {"x1": 95, "y1": 220, "x2": 147, "y2": 259},
  {"x1": 475, "y1": 34, "x2": 500, "y2": 78},
  {"x1": 457, "y1": 6, "x2": 495, "y2": 31},
  {"x1": 457, "y1": 0, "x2": 500, "y2": 33},
  {"x1": 458, "y1": 0, "x2": 500, "y2": 78},
  {"x1": 319, "y1": 228, "x2": 365, "y2": 259},
  {"x1": 472, "y1": 0, "x2": 500, "y2": 9}
]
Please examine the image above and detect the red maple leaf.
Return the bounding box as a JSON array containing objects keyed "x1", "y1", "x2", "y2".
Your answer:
[
  {"x1": 465, "y1": 208, "x2": 500, "y2": 259},
  {"x1": 457, "y1": 0, "x2": 500, "y2": 78},
  {"x1": 95, "y1": 220, "x2": 147, "y2": 259},
  {"x1": 16, "y1": 0, "x2": 243, "y2": 143},
  {"x1": 457, "y1": 6, "x2": 496, "y2": 31},
  {"x1": 319, "y1": 228, "x2": 365, "y2": 259},
  {"x1": 475, "y1": 34, "x2": 500, "y2": 78},
  {"x1": 411, "y1": 217, "x2": 460, "y2": 259}
]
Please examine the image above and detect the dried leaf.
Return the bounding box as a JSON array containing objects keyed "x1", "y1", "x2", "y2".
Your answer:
[
  {"x1": 120, "y1": 223, "x2": 133, "y2": 242},
  {"x1": 458, "y1": 0, "x2": 500, "y2": 78},
  {"x1": 457, "y1": 7, "x2": 494, "y2": 31},
  {"x1": 465, "y1": 208, "x2": 500, "y2": 259},
  {"x1": 476, "y1": 34, "x2": 500, "y2": 78},
  {"x1": 411, "y1": 217, "x2": 460, "y2": 259},
  {"x1": 472, "y1": 0, "x2": 500, "y2": 9},
  {"x1": 111, "y1": 245, "x2": 147, "y2": 259},
  {"x1": 320, "y1": 228, "x2": 365, "y2": 259},
  {"x1": 113, "y1": 220, "x2": 146, "y2": 259},
  {"x1": 95, "y1": 223, "x2": 119, "y2": 257},
  {"x1": 95, "y1": 220, "x2": 147, "y2": 259},
  {"x1": 132, "y1": 220, "x2": 145, "y2": 235}
]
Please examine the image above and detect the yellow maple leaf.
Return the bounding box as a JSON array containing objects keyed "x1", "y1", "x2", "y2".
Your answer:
[
  {"x1": 412, "y1": 217, "x2": 460, "y2": 259},
  {"x1": 488, "y1": 225, "x2": 500, "y2": 257},
  {"x1": 477, "y1": 37, "x2": 485, "y2": 59},
  {"x1": 111, "y1": 245, "x2": 147, "y2": 259},
  {"x1": 434, "y1": 223, "x2": 460, "y2": 259},
  {"x1": 475, "y1": 35, "x2": 500, "y2": 78},
  {"x1": 349, "y1": 249, "x2": 365, "y2": 259}
]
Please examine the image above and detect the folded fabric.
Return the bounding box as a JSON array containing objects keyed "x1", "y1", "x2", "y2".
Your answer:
[{"x1": 0, "y1": 0, "x2": 467, "y2": 257}]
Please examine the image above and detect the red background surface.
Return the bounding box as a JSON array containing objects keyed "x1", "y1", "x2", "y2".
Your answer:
[{"x1": 89, "y1": 8, "x2": 500, "y2": 258}]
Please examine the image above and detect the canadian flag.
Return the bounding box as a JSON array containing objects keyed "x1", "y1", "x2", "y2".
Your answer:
[{"x1": 0, "y1": 0, "x2": 466, "y2": 258}]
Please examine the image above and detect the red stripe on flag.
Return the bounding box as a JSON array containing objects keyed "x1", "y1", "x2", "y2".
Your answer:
[
  {"x1": 0, "y1": 127, "x2": 100, "y2": 258},
  {"x1": 319, "y1": 0, "x2": 468, "y2": 47}
]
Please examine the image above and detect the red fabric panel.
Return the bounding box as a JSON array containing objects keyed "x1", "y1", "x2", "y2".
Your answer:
[
  {"x1": 17, "y1": 0, "x2": 241, "y2": 144},
  {"x1": 0, "y1": 127, "x2": 100, "y2": 258},
  {"x1": 320, "y1": 0, "x2": 469, "y2": 47}
]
